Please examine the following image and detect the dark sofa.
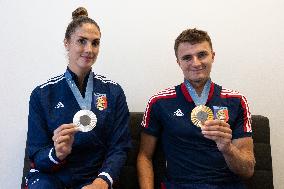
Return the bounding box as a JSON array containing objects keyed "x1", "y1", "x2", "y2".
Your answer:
[{"x1": 22, "y1": 113, "x2": 274, "y2": 189}]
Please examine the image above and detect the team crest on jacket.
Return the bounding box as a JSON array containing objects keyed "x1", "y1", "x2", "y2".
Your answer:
[
  {"x1": 213, "y1": 106, "x2": 229, "y2": 122},
  {"x1": 94, "y1": 93, "x2": 108, "y2": 110}
]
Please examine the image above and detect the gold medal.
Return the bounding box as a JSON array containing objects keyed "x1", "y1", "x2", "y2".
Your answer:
[
  {"x1": 73, "y1": 110, "x2": 97, "y2": 132},
  {"x1": 191, "y1": 105, "x2": 213, "y2": 127}
]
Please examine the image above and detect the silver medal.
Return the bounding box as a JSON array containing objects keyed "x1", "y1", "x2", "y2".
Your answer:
[{"x1": 73, "y1": 110, "x2": 97, "y2": 132}]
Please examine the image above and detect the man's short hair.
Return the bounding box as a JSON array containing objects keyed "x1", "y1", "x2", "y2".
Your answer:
[{"x1": 174, "y1": 28, "x2": 213, "y2": 58}]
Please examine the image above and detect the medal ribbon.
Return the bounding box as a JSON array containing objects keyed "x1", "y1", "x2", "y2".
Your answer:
[
  {"x1": 185, "y1": 78, "x2": 211, "y2": 106},
  {"x1": 65, "y1": 70, "x2": 93, "y2": 110}
]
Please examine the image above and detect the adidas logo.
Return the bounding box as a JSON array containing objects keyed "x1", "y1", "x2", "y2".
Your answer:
[
  {"x1": 55, "y1": 102, "x2": 64, "y2": 109},
  {"x1": 173, "y1": 109, "x2": 184, "y2": 116}
]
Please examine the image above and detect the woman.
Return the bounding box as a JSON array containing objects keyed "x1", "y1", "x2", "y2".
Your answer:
[{"x1": 26, "y1": 7, "x2": 131, "y2": 189}]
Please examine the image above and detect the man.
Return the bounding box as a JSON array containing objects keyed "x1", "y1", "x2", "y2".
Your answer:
[{"x1": 137, "y1": 28, "x2": 255, "y2": 189}]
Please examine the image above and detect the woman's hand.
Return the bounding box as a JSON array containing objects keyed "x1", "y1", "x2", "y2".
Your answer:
[
  {"x1": 82, "y1": 178, "x2": 109, "y2": 189},
  {"x1": 52, "y1": 124, "x2": 79, "y2": 160}
]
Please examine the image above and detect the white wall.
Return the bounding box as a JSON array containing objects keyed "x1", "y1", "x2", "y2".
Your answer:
[{"x1": 0, "y1": 0, "x2": 283, "y2": 188}]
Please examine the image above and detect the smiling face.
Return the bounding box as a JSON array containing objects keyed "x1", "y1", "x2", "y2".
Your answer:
[
  {"x1": 176, "y1": 41, "x2": 215, "y2": 88},
  {"x1": 65, "y1": 23, "x2": 101, "y2": 75}
]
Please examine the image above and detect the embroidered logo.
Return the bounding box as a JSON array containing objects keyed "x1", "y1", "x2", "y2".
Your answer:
[
  {"x1": 173, "y1": 109, "x2": 184, "y2": 117},
  {"x1": 213, "y1": 106, "x2": 229, "y2": 122},
  {"x1": 94, "y1": 93, "x2": 108, "y2": 111},
  {"x1": 55, "y1": 102, "x2": 64, "y2": 109}
]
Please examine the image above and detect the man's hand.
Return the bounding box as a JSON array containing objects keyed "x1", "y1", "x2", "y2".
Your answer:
[
  {"x1": 52, "y1": 124, "x2": 79, "y2": 160},
  {"x1": 201, "y1": 119, "x2": 233, "y2": 153},
  {"x1": 81, "y1": 178, "x2": 109, "y2": 189},
  {"x1": 201, "y1": 119, "x2": 255, "y2": 178}
]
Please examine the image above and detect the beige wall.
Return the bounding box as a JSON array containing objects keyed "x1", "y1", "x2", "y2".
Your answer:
[{"x1": 0, "y1": 0, "x2": 283, "y2": 188}]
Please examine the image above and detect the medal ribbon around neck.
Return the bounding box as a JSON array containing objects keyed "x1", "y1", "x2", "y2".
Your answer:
[
  {"x1": 185, "y1": 79, "x2": 214, "y2": 127},
  {"x1": 65, "y1": 70, "x2": 97, "y2": 132},
  {"x1": 185, "y1": 78, "x2": 211, "y2": 106},
  {"x1": 65, "y1": 70, "x2": 93, "y2": 110}
]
